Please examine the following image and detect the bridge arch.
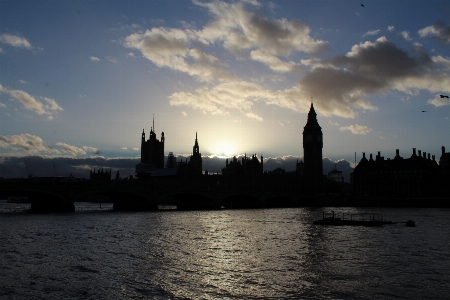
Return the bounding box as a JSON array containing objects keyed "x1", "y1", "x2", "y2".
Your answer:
[
  {"x1": 2, "y1": 187, "x2": 74, "y2": 212},
  {"x1": 74, "y1": 189, "x2": 157, "y2": 211},
  {"x1": 74, "y1": 189, "x2": 151, "y2": 203}
]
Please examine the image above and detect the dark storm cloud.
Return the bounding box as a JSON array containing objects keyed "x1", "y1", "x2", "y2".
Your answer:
[
  {"x1": 0, "y1": 156, "x2": 140, "y2": 179},
  {"x1": 0, "y1": 155, "x2": 354, "y2": 182},
  {"x1": 298, "y1": 36, "x2": 450, "y2": 116},
  {"x1": 333, "y1": 38, "x2": 421, "y2": 79}
]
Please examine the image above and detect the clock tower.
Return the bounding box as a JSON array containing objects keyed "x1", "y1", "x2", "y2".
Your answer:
[{"x1": 303, "y1": 102, "x2": 323, "y2": 186}]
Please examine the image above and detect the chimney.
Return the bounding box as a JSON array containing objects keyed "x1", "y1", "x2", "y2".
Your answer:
[
  {"x1": 412, "y1": 148, "x2": 416, "y2": 156},
  {"x1": 377, "y1": 151, "x2": 380, "y2": 158},
  {"x1": 362, "y1": 152, "x2": 366, "y2": 159},
  {"x1": 370, "y1": 153, "x2": 373, "y2": 161},
  {"x1": 428, "y1": 153, "x2": 430, "y2": 160},
  {"x1": 423, "y1": 152, "x2": 426, "y2": 158},
  {"x1": 443, "y1": 146, "x2": 446, "y2": 155},
  {"x1": 432, "y1": 155, "x2": 435, "y2": 161},
  {"x1": 418, "y1": 150, "x2": 422, "y2": 156},
  {"x1": 396, "y1": 149, "x2": 399, "y2": 156}
]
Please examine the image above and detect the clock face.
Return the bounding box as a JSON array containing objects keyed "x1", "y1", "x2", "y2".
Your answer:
[{"x1": 305, "y1": 134, "x2": 312, "y2": 142}]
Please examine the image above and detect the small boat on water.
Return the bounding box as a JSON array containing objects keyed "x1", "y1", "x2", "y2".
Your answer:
[
  {"x1": 314, "y1": 211, "x2": 394, "y2": 227},
  {"x1": 7, "y1": 196, "x2": 30, "y2": 203}
]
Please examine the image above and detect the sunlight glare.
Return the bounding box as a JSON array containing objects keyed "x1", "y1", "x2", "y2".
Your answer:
[{"x1": 214, "y1": 140, "x2": 236, "y2": 157}]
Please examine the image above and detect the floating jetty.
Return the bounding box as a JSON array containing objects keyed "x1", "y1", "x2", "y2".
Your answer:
[{"x1": 314, "y1": 211, "x2": 394, "y2": 227}]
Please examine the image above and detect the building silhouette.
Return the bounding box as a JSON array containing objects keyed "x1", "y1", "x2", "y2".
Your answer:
[
  {"x1": 439, "y1": 146, "x2": 450, "y2": 197},
  {"x1": 189, "y1": 132, "x2": 202, "y2": 175},
  {"x1": 328, "y1": 165, "x2": 344, "y2": 183},
  {"x1": 351, "y1": 149, "x2": 441, "y2": 198},
  {"x1": 166, "y1": 152, "x2": 176, "y2": 168},
  {"x1": 131, "y1": 106, "x2": 448, "y2": 202},
  {"x1": 176, "y1": 132, "x2": 204, "y2": 176},
  {"x1": 136, "y1": 116, "x2": 165, "y2": 176},
  {"x1": 303, "y1": 102, "x2": 323, "y2": 192},
  {"x1": 90, "y1": 168, "x2": 111, "y2": 184},
  {"x1": 222, "y1": 154, "x2": 263, "y2": 177}
]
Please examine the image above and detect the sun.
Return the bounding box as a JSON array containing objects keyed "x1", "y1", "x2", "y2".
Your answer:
[{"x1": 211, "y1": 140, "x2": 237, "y2": 157}]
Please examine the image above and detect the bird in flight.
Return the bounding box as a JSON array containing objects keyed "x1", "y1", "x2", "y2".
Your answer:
[
  {"x1": 360, "y1": 3, "x2": 364, "y2": 7},
  {"x1": 422, "y1": 111, "x2": 427, "y2": 112},
  {"x1": 439, "y1": 95, "x2": 449, "y2": 98}
]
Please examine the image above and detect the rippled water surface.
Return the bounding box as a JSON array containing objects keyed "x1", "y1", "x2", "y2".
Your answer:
[{"x1": 1, "y1": 203, "x2": 449, "y2": 299}]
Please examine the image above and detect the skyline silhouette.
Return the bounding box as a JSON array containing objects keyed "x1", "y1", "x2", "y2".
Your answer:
[{"x1": 1, "y1": 1, "x2": 449, "y2": 172}]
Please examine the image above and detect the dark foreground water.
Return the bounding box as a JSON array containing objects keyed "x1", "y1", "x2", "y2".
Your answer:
[{"x1": 1, "y1": 202, "x2": 449, "y2": 299}]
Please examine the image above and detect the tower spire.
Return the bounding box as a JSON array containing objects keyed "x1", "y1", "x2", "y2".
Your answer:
[{"x1": 153, "y1": 114, "x2": 155, "y2": 132}]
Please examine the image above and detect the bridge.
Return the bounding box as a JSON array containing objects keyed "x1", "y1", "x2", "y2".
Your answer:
[{"x1": 0, "y1": 178, "x2": 315, "y2": 212}]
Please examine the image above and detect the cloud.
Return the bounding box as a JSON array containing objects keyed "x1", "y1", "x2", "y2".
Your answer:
[
  {"x1": 250, "y1": 49, "x2": 303, "y2": 72},
  {"x1": 121, "y1": 147, "x2": 128, "y2": 150},
  {"x1": 170, "y1": 81, "x2": 303, "y2": 116},
  {"x1": 124, "y1": 27, "x2": 234, "y2": 83},
  {"x1": 401, "y1": 31, "x2": 411, "y2": 41},
  {"x1": 19, "y1": 79, "x2": 27, "y2": 84},
  {"x1": 106, "y1": 56, "x2": 118, "y2": 63},
  {"x1": 42, "y1": 97, "x2": 63, "y2": 111},
  {"x1": 0, "y1": 102, "x2": 6, "y2": 108},
  {"x1": 432, "y1": 55, "x2": 450, "y2": 69},
  {"x1": 0, "y1": 134, "x2": 103, "y2": 157},
  {"x1": 132, "y1": 147, "x2": 139, "y2": 151},
  {"x1": 181, "y1": 111, "x2": 187, "y2": 117},
  {"x1": 89, "y1": 56, "x2": 100, "y2": 61},
  {"x1": 0, "y1": 154, "x2": 355, "y2": 182},
  {"x1": 55, "y1": 142, "x2": 86, "y2": 156},
  {"x1": 0, "y1": 156, "x2": 139, "y2": 179},
  {"x1": 246, "y1": 112, "x2": 263, "y2": 121},
  {"x1": 0, "y1": 33, "x2": 32, "y2": 49},
  {"x1": 170, "y1": 81, "x2": 254, "y2": 115},
  {"x1": 297, "y1": 36, "x2": 450, "y2": 117},
  {"x1": 339, "y1": 124, "x2": 372, "y2": 135},
  {"x1": 82, "y1": 146, "x2": 102, "y2": 155},
  {"x1": 0, "y1": 84, "x2": 63, "y2": 118},
  {"x1": 418, "y1": 21, "x2": 450, "y2": 44},
  {"x1": 428, "y1": 95, "x2": 450, "y2": 107},
  {"x1": 123, "y1": 2, "x2": 450, "y2": 121},
  {"x1": 0, "y1": 134, "x2": 60, "y2": 154},
  {"x1": 124, "y1": 1, "x2": 328, "y2": 82},
  {"x1": 363, "y1": 30, "x2": 380, "y2": 37},
  {"x1": 194, "y1": 0, "x2": 329, "y2": 56},
  {"x1": 328, "y1": 120, "x2": 339, "y2": 126}
]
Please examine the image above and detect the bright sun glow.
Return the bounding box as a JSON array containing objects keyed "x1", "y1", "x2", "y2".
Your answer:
[{"x1": 212, "y1": 140, "x2": 236, "y2": 157}]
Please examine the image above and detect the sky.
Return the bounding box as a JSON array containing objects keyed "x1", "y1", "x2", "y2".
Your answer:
[{"x1": 1, "y1": 0, "x2": 450, "y2": 178}]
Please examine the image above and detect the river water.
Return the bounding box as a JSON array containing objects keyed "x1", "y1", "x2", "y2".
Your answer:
[{"x1": 1, "y1": 202, "x2": 449, "y2": 299}]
